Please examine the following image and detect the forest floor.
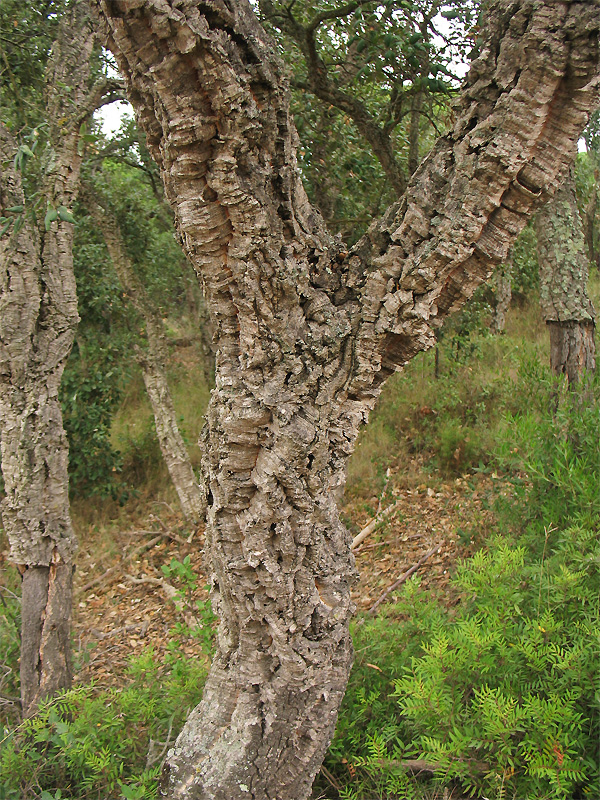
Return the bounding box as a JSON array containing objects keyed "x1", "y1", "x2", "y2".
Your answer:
[{"x1": 70, "y1": 455, "x2": 504, "y2": 691}]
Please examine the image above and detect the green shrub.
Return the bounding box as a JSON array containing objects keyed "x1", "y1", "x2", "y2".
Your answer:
[
  {"x1": 0, "y1": 572, "x2": 20, "y2": 725},
  {"x1": 0, "y1": 650, "x2": 207, "y2": 800},
  {"x1": 395, "y1": 375, "x2": 600, "y2": 799},
  {"x1": 396, "y1": 527, "x2": 599, "y2": 799},
  {"x1": 324, "y1": 363, "x2": 599, "y2": 800},
  {"x1": 61, "y1": 340, "x2": 126, "y2": 500}
]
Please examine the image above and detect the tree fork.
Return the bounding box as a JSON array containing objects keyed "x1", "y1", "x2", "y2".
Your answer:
[{"x1": 91, "y1": 1, "x2": 600, "y2": 798}]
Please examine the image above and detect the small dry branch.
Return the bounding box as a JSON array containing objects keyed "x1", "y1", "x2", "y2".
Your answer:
[
  {"x1": 369, "y1": 544, "x2": 441, "y2": 615},
  {"x1": 351, "y1": 500, "x2": 401, "y2": 551},
  {"x1": 80, "y1": 533, "x2": 165, "y2": 593}
]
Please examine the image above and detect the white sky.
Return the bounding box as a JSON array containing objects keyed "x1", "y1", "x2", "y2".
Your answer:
[{"x1": 95, "y1": 100, "x2": 133, "y2": 137}]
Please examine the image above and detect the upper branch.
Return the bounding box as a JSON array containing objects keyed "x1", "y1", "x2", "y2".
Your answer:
[
  {"x1": 339, "y1": 0, "x2": 600, "y2": 392},
  {"x1": 91, "y1": 0, "x2": 600, "y2": 405}
]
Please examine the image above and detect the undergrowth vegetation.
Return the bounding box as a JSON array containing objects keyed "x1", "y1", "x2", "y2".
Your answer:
[
  {"x1": 319, "y1": 324, "x2": 600, "y2": 800},
  {"x1": 1, "y1": 292, "x2": 599, "y2": 799},
  {"x1": 0, "y1": 652, "x2": 207, "y2": 800}
]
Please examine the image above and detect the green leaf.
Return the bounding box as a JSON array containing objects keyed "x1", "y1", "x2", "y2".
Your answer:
[
  {"x1": 5, "y1": 205, "x2": 23, "y2": 213},
  {"x1": 57, "y1": 205, "x2": 76, "y2": 223},
  {"x1": 0, "y1": 219, "x2": 11, "y2": 237},
  {"x1": 45, "y1": 208, "x2": 59, "y2": 230}
]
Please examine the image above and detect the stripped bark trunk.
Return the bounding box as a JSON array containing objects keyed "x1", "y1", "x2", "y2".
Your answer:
[
  {"x1": 92, "y1": 1, "x2": 600, "y2": 798},
  {"x1": 535, "y1": 165, "x2": 596, "y2": 385},
  {"x1": 81, "y1": 187, "x2": 206, "y2": 524},
  {"x1": 489, "y1": 254, "x2": 513, "y2": 334},
  {"x1": 0, "y1": 4, "x2": 94, "y2": 717}
]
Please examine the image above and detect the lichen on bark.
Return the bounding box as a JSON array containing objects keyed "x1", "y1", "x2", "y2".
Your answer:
[{"x1": 536, "y1": 165, "x2": 596, "y2": 383}]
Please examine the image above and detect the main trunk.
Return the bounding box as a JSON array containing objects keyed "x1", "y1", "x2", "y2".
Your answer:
[
  {"x1": 536, "y1": 165, "x2": 597, "y2": 384},
  {"x1": 0, "y1": 4, "x2": 94, "y2": 717},
  {"x1": 92, "y1": 1, "x2": 600, "y2": 798}
]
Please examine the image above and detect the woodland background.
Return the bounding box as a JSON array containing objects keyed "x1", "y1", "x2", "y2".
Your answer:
[{"x1": 0, "y1": 1, "x2": 599, "y2": 799}]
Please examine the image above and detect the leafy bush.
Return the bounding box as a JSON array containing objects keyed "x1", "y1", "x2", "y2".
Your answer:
[
  {"x1": 0, "y1": 572, "x2": 20, "y2": 722},
  {"x1": 396, "y1": 527, "x2": 599, "y2": 799},
  {"x1": 61, "y1": 340, "x2": 126, "y2": 500},
  {"x1": 0, "y1": 649, "x2": 207, "y2": 800},
  {"x1": 324, "y1": 366, "x2": 599, "y2": 800},
  {"x1": 161, "y1": 556, "x2": 216, "y2": 658}
]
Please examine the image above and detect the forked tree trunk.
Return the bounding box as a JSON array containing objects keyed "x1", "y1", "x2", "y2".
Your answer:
[
  {"x1": 82, "y1": 187, "x2": 206, "y2": 524},
  {"x1": 536, "y1": 165, "x2": 596, "y2": 384},
  {"x1": 0, "y1": 5, "x2": 95, "y2": 717},
  {"x1": 92, "y1": 1, "x2": 600, "y2": 798}
]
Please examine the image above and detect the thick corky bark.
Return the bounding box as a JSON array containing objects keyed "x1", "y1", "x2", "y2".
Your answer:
[
  {"x1": 0, "y1": 4, "x2": 94, "y2": 717},
  {"x1": 92, "y1": 1, "x2": 600, "y2": 798},
  {"x1": 536, "y1": 165, "x2": 596, "y2": 384},
  {"x1": 82, "y1": 187, "x2": 206, "y2": 524}
]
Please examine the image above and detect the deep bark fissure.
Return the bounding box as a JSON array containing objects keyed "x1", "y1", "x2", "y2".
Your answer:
[{"x1": 91, "y1": 1, "x2": 600, "y2": 798}]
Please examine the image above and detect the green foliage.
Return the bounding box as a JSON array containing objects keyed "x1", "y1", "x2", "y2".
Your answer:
[
  {"x1": 330, "y1": 364, "x2": 600, "y2": 800},
  {"x1": 60, "y1": 212, "x2": 132, "y2": 499},
  {"x1": 436, "y1": 287, "x2": 492, "y2": 366},
  {"x1": 396, "y1": 519, "x2": 599, "y2": 799},
  {"x1": 0, "y1": 1, "x2": 64, "y2": 128},
  {"x1": 319, "y1": 581, "x2": 448, "y2": 799},
  {"x1": 62, "y1": 142, "x2": 197, "y2": 497},
  {"x1": 161, "y1": 557, "x2": 216, "y2": 658},
  {"x1": 511, "y1": 223, "x2": 539, "y2": 299},
  {"x1": 0, "y1": 573, "x2": 20, "y2": 721},
  {"x1": 0, "y1": 649, "x2": 207, "y2": 800},
  {"x1": 89, "y1": 158, "x2": 189, "y2": 312},
  {"x1": 265, "y1": 0, "x2": 471, "y2": 243},
  {"x1": 61, "y1": 340, "x2": 127, "y2": 500}
]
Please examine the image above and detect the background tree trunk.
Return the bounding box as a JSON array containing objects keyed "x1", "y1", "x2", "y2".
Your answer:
[
  {"x1": 82, "y1": 187, "x2": 206, "y2": 525},
  {"x1": 0, "y1": 1, "x2": 123, "y2": 717},
  {"x1": 535, "y1": 165, "x2": 596, "y2": 384},
  {"x1": 92, "y1": 1, "x2": 600, "y2": 797},
  {"x1": 0, "y1": 4, "x2": 94, "y2": 717}
]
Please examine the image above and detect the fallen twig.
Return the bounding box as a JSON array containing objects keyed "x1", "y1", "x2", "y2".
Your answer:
[
  {"x1": 80, "y1": 533, "x2": 165, "y2": 593},
  {"x1": 0, "y1": 693, "x2": 21, "y2": 707},
  {"x1": 319, "y1": 764, "x2": 343, "y2": 793},
  {"x1": 149, "y1": 511, "x2": 192, "y2": 545},
  {"x1": 124, "y1": 573, "x2": 178, "y2": 602},
  {"x1": 90, "y1": 620, "x2": 149, "y2": 640},
  {"x1": 146, "y1": 713, "x2": 176, "y2": 770},
  {"x1": 376, "y1": 757, "x2": 489, "y2": 775},
  {"x1": 351, "y1": 500, "x2": 401, "y2": 551},
  {"x1": 369, "y1": 544, "x2": 441, "y2": 615}
]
